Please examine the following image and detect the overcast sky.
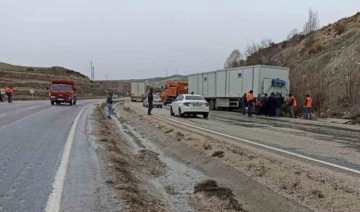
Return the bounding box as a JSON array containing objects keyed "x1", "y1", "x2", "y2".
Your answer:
[{"x1": 0, "y1": 0, "x2": 359, "y2": 80}]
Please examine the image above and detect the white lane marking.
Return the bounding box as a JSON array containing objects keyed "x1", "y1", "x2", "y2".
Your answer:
[
  {"x1": 45, "y1": 105, "x2": 90, "y2": 212},
  {"x1": 0, "y1": 107, "x2": 55, "y2": 131},
  {"x1": 131, "y1": 103, "x2": 360, "y2": 175}
]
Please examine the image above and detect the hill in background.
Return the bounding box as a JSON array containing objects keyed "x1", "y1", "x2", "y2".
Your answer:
[
  {"x1": 236, "y1": 12, "x2": 360, "y2": 119},
  {"x1": 0, "y1": 62, "x2": 107, "y2": 100}
]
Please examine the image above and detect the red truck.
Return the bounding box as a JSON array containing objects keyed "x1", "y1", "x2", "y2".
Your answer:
[{"x1": 49, "y1": 80, "x2": 77, "y2": 106}]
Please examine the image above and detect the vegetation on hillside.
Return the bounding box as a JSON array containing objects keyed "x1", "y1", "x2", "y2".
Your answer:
[{"x1": 224, "y1": 9, "x2": 360, "y2": 118}]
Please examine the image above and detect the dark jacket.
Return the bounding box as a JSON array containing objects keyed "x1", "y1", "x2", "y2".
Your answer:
[
  {"x1": 148, "y1": 92, "x2": 153, "y2": 103},
  {"x1": 106, "y1": 96, "x2": 113, "y2": 104}
]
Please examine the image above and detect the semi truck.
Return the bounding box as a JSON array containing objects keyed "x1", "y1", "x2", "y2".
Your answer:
[
  {"x1": 188, "y1": 65, "x2": 290, "y2": 110},
  {"x1": 130, "y1": 81, "x2": 146, "y2": 102},
  {"x1": 160, "y1": 82, "x2": 188, "y2": 105},
  {"x1": 49, "y1": 80, "x2": 77, "y2": 106}
]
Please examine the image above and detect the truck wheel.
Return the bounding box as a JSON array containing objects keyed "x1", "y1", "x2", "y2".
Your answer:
[
  {"x1": 209, "y1": 100, "x2": 215, "y2": 110},
  {"x1": 203, "y1": 113, "x2": 209, "y2": 119},
  {"x1": 73, "y1": 100, "x2": 76, "y2": 105},
  {"x1": 51, "y1": 101, "x2": 54, "y2": 105},
  {"x1": 69, "y1": 101, "x2": 73, "y2": 106},
  {"x1": 170, "y1": 107, "x2": 175, "y2": 116}
]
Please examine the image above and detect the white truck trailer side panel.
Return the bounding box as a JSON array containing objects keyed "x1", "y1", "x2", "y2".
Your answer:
[
  {"x1": 188, "y1": 75, "x2": 199, "y2": 94},
  {"x1": 215, "y1": 70, "x2": 226, "y2": 97},
  {"x1": 138, "y1": 82, "x2": 146, "y2": 97},
  {"x1": 131, "y1": 82, "x2": 138, "y2": 96},
  {"x1": 206, "y1": 72, "x2": 216, "y2": 97}
]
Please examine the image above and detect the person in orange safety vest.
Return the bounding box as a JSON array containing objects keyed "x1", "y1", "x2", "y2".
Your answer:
[
  {"x1": 304, "y1": 94, "x2": 313, "y2": 120},
  {"x1": 5, "y1": 86, "x2": 14, "y2": 103},
  {"x1": 288, "y1": 93, "x2": 297, "y2": 118},
  {"x1": 246, "y1": 90, "x2": 254, "y2": 117}
]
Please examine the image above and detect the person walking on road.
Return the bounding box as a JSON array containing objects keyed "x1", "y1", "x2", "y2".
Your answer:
[
  {"x1": 288, "y1": 93, "x2": 297, "y2": 118},
  {"x1": 106, "y1": 92, "x2": 113, "y2": 119},
  {"x1": 147, "y1": 88, "x2": 154, "y2": 115},
  {"x1": 246, "y1": 90, "x2": 254, "y2": 117},
  {"x1": 304, "y1": 94, "x2": 313, "y2": 120},
  {"x1": 5, "y1": 86, "x2": 14, "y2": 103}
]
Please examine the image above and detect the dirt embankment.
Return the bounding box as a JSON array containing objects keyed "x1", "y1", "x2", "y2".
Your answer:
[
  {"x1": 119, "y1": 103, "x2": 360, "y2": 212},
  {"x1": 93, "y1": 102, "x2": 245, "y2": 211}
]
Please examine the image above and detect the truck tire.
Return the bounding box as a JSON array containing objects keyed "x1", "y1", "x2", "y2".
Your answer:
[
  {"x1": 51, "y1": 101, "x2": 54, "y2": 105},
  {"x1": 69, "y1": 101, "x2": 73, "y2": 106},
  {"x1": 209, "y1": 100, "x2": 215, "y2": 110},
  {"x1": 73, "y1": 100, "x2": 76, "y2": 105},
  {"x1": 170, "y1": 107, "x2": 175, "y2": 116}
]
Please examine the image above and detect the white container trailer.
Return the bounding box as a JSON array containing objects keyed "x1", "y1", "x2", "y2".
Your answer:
[
  {"x1": 188, "y1": 65, "x2": 290, "y2": 110},
  {"x1": 130, "y1": 81, "x2": 146, "y2": 102}
]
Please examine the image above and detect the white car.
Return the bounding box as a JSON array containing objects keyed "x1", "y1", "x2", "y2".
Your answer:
[{"x1": 170, "y1": 94, "x2": 209, "y2": 119}]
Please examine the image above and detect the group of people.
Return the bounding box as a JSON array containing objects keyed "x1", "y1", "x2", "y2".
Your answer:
[
  {"x1": 0, "y1": 86, "x2": 14, "y2": 103},
  {"x1": 243, "y1": 90, "x2": 313, "y2": 120}
]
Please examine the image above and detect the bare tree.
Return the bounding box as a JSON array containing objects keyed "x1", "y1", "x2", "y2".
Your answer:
[
  {"x1": 224, "y1": 49, "x2": 243, "y2": 68},
  {"x1": 303, "y1": 8, "x2": 320, "y2": 34},
  {"x1": 287, "y1": 28, "x2": 299, "y2": 40}
]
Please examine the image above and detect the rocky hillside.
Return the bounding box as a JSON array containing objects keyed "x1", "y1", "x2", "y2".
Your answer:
[
  {"x1": 245, "y1": 12, "x2": 360, "y2": 119},
  {"x1": 0, "y1": 62, "x2": 107, "y2": 100}
]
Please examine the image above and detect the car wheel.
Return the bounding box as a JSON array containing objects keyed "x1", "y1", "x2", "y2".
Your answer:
[
  {"x1": 179, "y1": 108, "x2": 184, "y2": 118},
  {"x1": 170, "y1": 107, "x2": 175, "y2": 116},
  {"x1": 203, "y1": 113, "x2": 209, "y2": 119}
]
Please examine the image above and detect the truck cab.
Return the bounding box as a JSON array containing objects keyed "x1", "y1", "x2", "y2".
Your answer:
[{"x1": 49, "y1": 80, "x2": 77, "y2": 106}]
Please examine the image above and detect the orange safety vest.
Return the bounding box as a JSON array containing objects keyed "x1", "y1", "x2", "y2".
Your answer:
[
  {"x1": 5, "y1": 87, "x2": 13, "y2": 94},
  {"x1": 305, "y1": 97, "x2": 313, "y2": 108},
  {"x1": 291, "y1": 96, "x2": 297, "y2": 107},
  {"x1": 246, "y1": 93, "x2": 254, "y2": 102}
]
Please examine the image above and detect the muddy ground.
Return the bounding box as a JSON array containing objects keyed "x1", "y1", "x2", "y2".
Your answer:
[
  {"x1": 114, "y1": 102, "x2": 360, "y2": 212},
  {"x1": 93, "y1": 102, "x2": 247, "y2": 212}
]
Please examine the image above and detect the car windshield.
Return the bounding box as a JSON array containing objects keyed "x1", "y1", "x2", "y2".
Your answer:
[
  {"x1": 185, "y1": 95, "x2": 204, "y2": 100},
  {"x1": 51, "y1": 85, "x2": 72, "y2": 92}
]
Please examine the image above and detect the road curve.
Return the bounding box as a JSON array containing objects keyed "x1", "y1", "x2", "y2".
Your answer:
[{"x1": 0, "y1": 100, "x2": 108, "y2": 212}]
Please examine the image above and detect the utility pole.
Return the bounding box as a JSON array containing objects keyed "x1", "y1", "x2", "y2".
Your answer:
[{"x1": 90, "y1": 61, "x2": 95, "y2": 80}]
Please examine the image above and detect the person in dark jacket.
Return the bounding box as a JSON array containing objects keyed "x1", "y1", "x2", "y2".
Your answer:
[
  {"x1": 106, "y1": 92, "x2": 113, "y2": 119},
  {"x1": 261, "y1": 93, "x2": 268, "y2": 116},
  {"x1": 147, "y1": 88, "x2": 154, "y2": 115},
  {"x1": 275, "y1": 93, "x2": 284, "y2": 117},
  {"x1": 242, "y1": 93, "x2": 247, "y2": 115},
  {"x1": 267, "y1": 92, "x2": 277, "y2": 117}
]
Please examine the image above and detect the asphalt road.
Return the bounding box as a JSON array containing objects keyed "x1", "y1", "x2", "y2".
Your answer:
[
  {"x1": 0, "y1": 100, "x2": 118, "y2": 212},
  {"x1": 136, "y1": 103, "x2": 360, "y2": 174}
]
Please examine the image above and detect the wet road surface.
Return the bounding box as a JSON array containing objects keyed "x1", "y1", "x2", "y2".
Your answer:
[{"x1": 0, "y1": 100, "x2": 116, "y2": 212}]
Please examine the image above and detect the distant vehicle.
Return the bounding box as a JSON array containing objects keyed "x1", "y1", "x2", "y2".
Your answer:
[
  {"x1": 143, "y1": 94, "x2": 163, "y2": 108},
  {"x1": 160, "y1": 82, "x2": 188, "y2": 105},
  {"x1": 131, "y1": 81, "x2": 146, "y2": 102},
  {"x1": 170, "y1": 94, "x2": 209, "y2": 119},
  {"x1": 49, "y1": 80, "x2": 77, "y2": 106},
  {"x1": 188, "y1": 65, "x2": 290, "y2": 110}
]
